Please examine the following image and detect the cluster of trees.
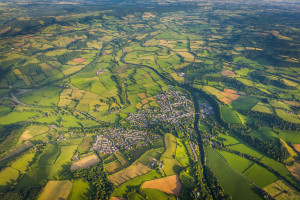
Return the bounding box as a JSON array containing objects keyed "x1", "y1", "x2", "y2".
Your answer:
[
  {"x1": 233, "y1": 132, "x2": 290, "y2": 162},
  {"x1": 205, "y1": 166, "x2": 232, "y2": 200},
  {"x1": 57, "y1": 51, "x2": 82, "y2": 65},
  {"x1": 68, "y1": 40, "x2": 87, "y2": 50},
  {"x1": 0, "y1": 125, "x2": 27, "y2": 158},
  {"x1": 0, "y1": 186, "x2": 41, "y2": 200},
  {"x1": 251, "y1": 71, "x2": 292, "y2": 89},
  {"x1": 72, "y1": 162, "x2": 114, "y2": 200},
  {"x1": 191, "y1": 162, "x2": 213, "y2": 200},
  {"x1": 241, "y1": 110, "x2": 300, "y2": 131}
]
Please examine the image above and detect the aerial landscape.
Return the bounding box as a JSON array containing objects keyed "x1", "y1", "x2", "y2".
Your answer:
[{"x1": 0, "y1": 0, "x2": 299, "y2": 199}]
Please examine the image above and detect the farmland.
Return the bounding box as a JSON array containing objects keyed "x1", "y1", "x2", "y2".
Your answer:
[{"x1": 0, "y1": 0, "x2": 299, "y2": 199}]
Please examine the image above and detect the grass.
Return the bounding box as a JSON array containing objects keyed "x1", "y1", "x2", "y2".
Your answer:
[
  {"x1": 249, "y1": 127, "x2": 279, "y2": 145},
  {"x1": 163, "y1": 133, "x2": 177, "y2": 158},
  {"x1": 260, "y1": 156, "x2": 299, "y2": 188},
  {"x1": 141, "y1": 189, "x2": 173, "y2": 200},
  {"x1": 78, "y1": 136, "x2": 93, "y2": 154},
  {"x1": 251, "y1": 102, "x2": 274, "y2": 114},
  {"x1": 175, "y1": 139, "x2": 190, "y2": 167},
  {"x1": 10, "y1": 152, "x2": 35, "y2": 173},
  {"x1": 205, "y1": 147, "x2": 263, "y2": 200},
  {"x1": 0, "y1": 111, "x2": 39, "y2": 125},
  {"x1": 243, "y1": 163, "x2": 278, "y2": 187},
  {"x1": 138, "y1": 148, "x2": 164, "y2": 167},
  {"x1": 230, "y1": 96, "x2": 259, "y2": 111},
  {"x1": 277, "y1": 129, "x2": 300, "y2": 144},
  {"x1": 275, "y1": 109, "x2": 300, "y2": 124},
  {"x1": 112, "y1": 170, "x2": 162, "y2": 198},
  {"x1": 228, "y1": 143, "x2": 264, "y2": 159},
  {"x1": 217, "y1": 133, "x2": 240, "y2": 146},
  {"x1": 218, "y1": 150, "x2": 253, "y2": 173},
  {"x1": 104, "y1": 160, "x2": 123, "y2": 174},
  {"x1": 0, "y1": 167, "x2": 20, "y2": 189},
  {"x1": 67, "y1": 179, "x2": 91, "y2": 200},
  {"x1": 221, "y1": 106, "x2": 242, "y2": 124},
  {"x1": 39, "y1": 180, "x2": 73, "y2": 200}
]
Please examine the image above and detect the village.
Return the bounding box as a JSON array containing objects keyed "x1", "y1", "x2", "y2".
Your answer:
[
  {"x1": 92, "y1": 128, "x2": 160, "y2": 154},
  {"x1": 127, "y1": 90, "x2": 194, "y2": 127}
]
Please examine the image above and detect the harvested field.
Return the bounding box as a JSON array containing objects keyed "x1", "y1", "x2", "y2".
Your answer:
[
  {"x1": 284, "y1": 100, "x2": 300, "y2": 107},
  {"x1": 287, "y1": 163, "x2": 300, "y2": 182},
  {"x1": 141, "y1": 175, "x2": 182, "y2": 196},
  {"x1": 109, "y1": 162, "x2": 151, "y2": 186},
  {"x1": 39, "y1": 180, "x2": 72, "y2": 200},
  {"x1": 111, "y1": 197, "x2": 127, "y2": 200},
  {"x1": 264, "y1": 179, "x2": 300, "y2": 200},
  {"x1": 137, "y1": 93, "x2": 147, "y2": 99},
  {"x1": 220, "y1": 97, "x2": 232, "y2": 104},
  {"x1": 293, "y1": 144, "x2": 300, "y2": 152},
  {"x1": 220, "y1": 70, "x2": 236, "y2": 77},
  {"x1": 20, "y1": 130, "x2": 32, "y2": 141},
  {"x1": 70, "y1": 154, "x2": 100, "y2": 171}
]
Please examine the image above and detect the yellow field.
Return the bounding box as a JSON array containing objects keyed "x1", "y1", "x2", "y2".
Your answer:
[
  {"x1": 70, "y1": 154, "x2": 101, "y2": 171},
  {"x1": 176, "y1": 51, "x2": 194, "y2": 62},
  {"x1": 264, "y1": 179, "x2": 300, "y2": 200},
  {"x1": 141, "y1": 175, "x2": 182, "y2": 196},
  {"x1": 108, "y1": 162, "x2": 151, "y2": 186},
  {"x1": 105, "y1": 160, "x2": 123, "y2": 174},
  {"x1": 38, "y1": 180, "x2": 73, "y2": 200},
  {"x1": 171, "y1": 73, "x2": 184, "y2": 82},
  {"x1": 62, "y1": 65, "x2": 85, "y2": 75}
]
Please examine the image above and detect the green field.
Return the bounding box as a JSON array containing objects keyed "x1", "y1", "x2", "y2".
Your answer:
[
  {"x1": 230, "y1": 97, "x2": 259, "y2": 111},
  {"x1": 249, "y1": 127, "x2": 279, "y2": 144},
  {"x1": 0, "y1": 111, "x2": 39, "y2": 125},
  {"x1": 217, "y1": 134, "x2": 240, "y2": 146},
  {"x1": 112, "y1": 170, "x2": 162, "y2": 198},
  {"x1": 141, "y1": 189, "x2": 175, "y2": 200},
  {"x1": 67, "y1": 179, "x2": 91, "y2": 200},
  {"x1": 221, "y1": 106, "x2": 242, "y2": 124},
  {"x1": 228, "y1": 143, "x2": 264, "y2": 159},
  {"x1": 218, "y1": 150, "x2": 253, "y2": 173},
  {"x1": 243, "y1": 164, "x2": 278, "y2": 187},
  {"x1": 277, "y1": 129, "x2": 300, "y2": 144},
  {"x1": 205, "y1": 148, "x2": 263, "y2": 200}
]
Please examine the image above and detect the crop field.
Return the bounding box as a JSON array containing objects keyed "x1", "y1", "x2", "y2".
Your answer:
[
  {"x1": 287, "y1": 163, "x2": 300, "y2": 182},
  {"x1": 38, "y1": 180, "x2": 73, "y2": 200},
  {"x1": 19, "y1": 125, "x2": 49, "y2": 142},
  {"x1": 264, "y1": 180, "x2": 300, "y2": 200},
  {"x1": 114, "y1": 152, "x2": 130, "y2": 168},
  {"x1": 141, "y1": 175, "x2": 182, "y2": 196},
  {"x1": 112, "y1": 170, "x2": 162, "y2": 198},
  {"x1": 104, "y1": 160, "x2": 123, "y2": 174},
  {"x1": 70, "y1": 154, "x2": 100, "y2": 172},
  {"x1": 205, "y1": 148, "x2": 263, "y2": 200},
  {"x1": 77, "y1": 136, "x2": 93, "y2": 154},
  {"x1": 108, "y1": 162, "x2": 151, "y2": 186},
  {"x1": 218, "y1": 150, "x2": 253, "y2": 173}
]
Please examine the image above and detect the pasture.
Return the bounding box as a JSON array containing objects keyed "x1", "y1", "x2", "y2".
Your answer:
[
  {"x1": 228, "y1": 143, "x2": 264, "y2": 159},
  {"x1": 0, "y1": 167, "x2": 20, "y2": 189},
  {"x1": 243, "y1": 163, "x2": 278, "y2": 187},
  {"x1": 221, "y1": 106, "x2": 242, "y2": 124},
  {"x1": 77, "y1": 136, "x2": 93, "y2": 154},
  {"x1": 205, "y1": 147, "x2": 263, "y2": 200},
  {"x1": 142, "y1": 189, "x2": 175, "y2": 200},
  {"x1": 67, "y1": 179, "x2": 91, "y2": 200},
  {"x1": 218, "y1": 150, "x2": 253, "y2": 173}
]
